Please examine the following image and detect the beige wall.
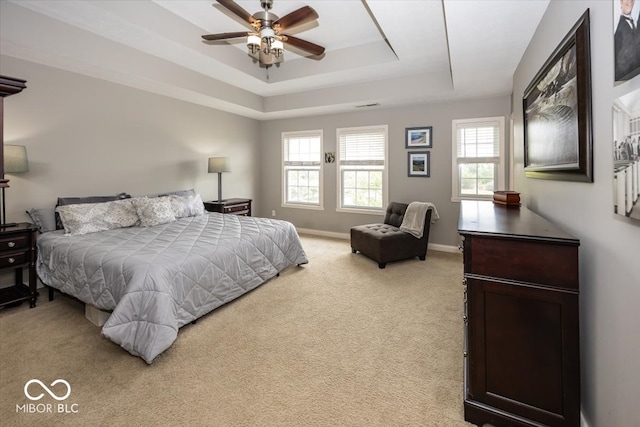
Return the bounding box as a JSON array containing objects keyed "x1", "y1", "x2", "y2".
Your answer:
[
  {"x1": 0, "y1": 55, "x2": 260, "y2": 225},
  {"x1": 512, "y1": 2, "x2": 640, "y2": 426},
  {"x1": 259, "y1": 96, "x2": 511, "y2": 248}
]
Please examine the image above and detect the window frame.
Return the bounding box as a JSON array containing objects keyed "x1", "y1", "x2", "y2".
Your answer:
[
  {"x1": 336, "y1": 124, "x2": 389, "y2": 215},
  {"x1": 282, "y1": 129, "x2": 324, "y2": 210},
  {"x1": 451, "y1": 116, "x2": 506, "y2": 202}
]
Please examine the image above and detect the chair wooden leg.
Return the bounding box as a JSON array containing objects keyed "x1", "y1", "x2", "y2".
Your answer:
[
  {"x1": 352, "y1": 248, "x2": 357, "y2": 253},
  {"x1": 378, "y1": 262, "x2": 386, "y2": 269},
  {"x1": 419, "y1": 255, "x2": 426, "y2": 261}
]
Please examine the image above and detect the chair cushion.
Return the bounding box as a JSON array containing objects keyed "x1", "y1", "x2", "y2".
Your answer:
[{"x1": 384, "y1": 202, "x2": 408, "y2": 227}]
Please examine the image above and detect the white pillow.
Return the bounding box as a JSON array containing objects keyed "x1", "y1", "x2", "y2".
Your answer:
[
  {"x1": 56, "y1": 199, "x2": 139, "y2": 236},
  {"x1": 133, "y1": 197, "x2": 176, "y2": 227},
  {"x1": 166, "y1": 194, "x2": 205, "y2": 218}
]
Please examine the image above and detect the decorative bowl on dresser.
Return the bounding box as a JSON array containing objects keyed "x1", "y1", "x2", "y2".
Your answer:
[
  {"x1": 458, "y1": 201, "x2": 580, "y2": 427},
  {"x1": 0, "y1": 223, "x2": 38, "y2": 309},
  {"x1": 203, "y1": 198, "x2": 252, "y2": 216}
]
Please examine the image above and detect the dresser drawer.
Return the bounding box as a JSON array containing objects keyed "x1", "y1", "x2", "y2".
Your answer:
[
  {"x1": 466, "y1": 235, "x2": 578, "y2": 289},
  {"x1": 0, "y1": 234, "x2": 29, "y2": 252},
  {"x1": 0, "y1": 250, "x2": 29, "y2": 269}
]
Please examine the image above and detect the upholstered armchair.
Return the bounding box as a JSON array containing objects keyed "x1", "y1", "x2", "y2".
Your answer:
[{"x1": 350, "y1": 201, "x2": 433, "y2": 269}]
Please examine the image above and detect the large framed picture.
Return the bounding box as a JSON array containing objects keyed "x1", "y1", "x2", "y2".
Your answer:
[
  {"x1": 613, "y1": 0, "x2": 640, "y2": 83},
  {"x1": 407, "y1": 151, "x2": 430, "y2": 177},
  {"x1": 405, "y1": 126, "x2": 432, "y2": 148},
  {"x1": 612, "y1": 88, "x2": 640, "y2": 222},
  {"x1": 523, "y1": 10, "x2": 593, "y2": 182}
]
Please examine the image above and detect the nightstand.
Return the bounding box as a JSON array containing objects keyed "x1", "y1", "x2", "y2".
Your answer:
[
  {"x1": 0, "y1": 222, "x2": 38, "y2": 309},
  {"x1": 204, "y1": 198, "x2": 252, "y2": 216}
]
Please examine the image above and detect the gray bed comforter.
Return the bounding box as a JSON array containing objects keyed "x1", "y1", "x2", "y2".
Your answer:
[{"x1": 36, "y1": 213, "x2": 308, "y2": 363}]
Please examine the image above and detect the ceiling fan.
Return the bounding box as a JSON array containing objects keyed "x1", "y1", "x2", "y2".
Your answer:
[{"x1": 202, "y1": 0, "x2": 325, "y2": 67}]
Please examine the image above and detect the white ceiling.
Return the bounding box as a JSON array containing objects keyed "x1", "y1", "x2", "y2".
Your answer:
[{"x1": 0, "y1": 0, "x2": 550, "y2": 120}]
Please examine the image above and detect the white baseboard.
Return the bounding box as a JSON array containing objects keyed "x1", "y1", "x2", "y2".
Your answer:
[
  {"x1": 296, "y1": 228, "x2": 459, "y2": 254},
  {"x1": 297, "y1": 228, "x2": 350, "y2": 240}
]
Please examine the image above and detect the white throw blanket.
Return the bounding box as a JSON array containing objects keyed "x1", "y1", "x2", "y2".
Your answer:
[{"x1": 399, "y1": 202, "x2": 440, "y2": 238}]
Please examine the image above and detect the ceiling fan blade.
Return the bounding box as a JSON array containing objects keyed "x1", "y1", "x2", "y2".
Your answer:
[
  {"x1": 274, "y1": 6, "x2": 318, "y2": 31},
  {"x1": 202, "y1": 31, "x2": 249, "y2": 41},
  {"x1": 282, "y1": 35, "x2": 325, "y2": 56},
  {"x1": 216, "y1": 0, "x2": 257, "y2": 25}
]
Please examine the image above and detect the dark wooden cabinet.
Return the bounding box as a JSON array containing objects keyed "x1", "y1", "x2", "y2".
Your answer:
[
  {"x1": 0, "y1": 223, "x2": 38, "y2": 309},
  {"x1": 458, "y1": 201, "x2": 580, "y2": 427},
  {"x1": 204, "y1": 198, "x2": 252, "y2": 216}
]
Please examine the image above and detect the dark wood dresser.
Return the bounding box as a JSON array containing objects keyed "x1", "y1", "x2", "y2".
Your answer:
[
  {"x1": 458, "y1": 201, "x2": 580, "y2": 427},
  {"x1": 203, "y1": 198, "x2": 252, "y2": 216}
]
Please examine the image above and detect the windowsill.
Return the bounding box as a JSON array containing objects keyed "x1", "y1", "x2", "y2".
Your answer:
[
  {"x1": 451, "y1": 196, "x2": 493, "y2": 203},
  {"x1": 336, "y1": 207, "x2": 385, "y2": 215},
  {"x1": 282, "y1": 203, "x2": 324, "y2": 211}
]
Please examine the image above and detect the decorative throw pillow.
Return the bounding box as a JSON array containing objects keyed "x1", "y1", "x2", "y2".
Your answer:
[
  {"x1": 56, "y1": 198, "x2": 139, "y2": 236},
  {"x1": 158, "y1": 188, "x2": 196, "y2": 198},
  {"x1": 133, "y1": 197, "x2": 176, "y2": 227},
  {"x1": 55, "y1": 192, "x2": 131, "y2": 230},
  {"x1": 165, "y1": 194, "x2": 205, "y2": 218},
  {"x1": 26, "y1": 208, "x2": 57, "y2": 233}
]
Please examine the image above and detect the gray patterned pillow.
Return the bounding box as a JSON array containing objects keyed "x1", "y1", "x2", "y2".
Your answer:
[
  {"x1": 133, "y1": 197, "x2": 176, "y2": 227},
  {"x1": 165, "y1": 194, "x2": 205, "y2": 218},
  {"x1": 56, "y1": 199, "x2": 139, "y2": 235},
  {"x1": 26, "y1": 208, "x2": 57, "y2": 233}
]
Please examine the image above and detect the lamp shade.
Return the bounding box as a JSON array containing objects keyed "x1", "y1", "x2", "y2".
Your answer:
[
  {"x1": 4, "y1": 145, "x2": 29, "y2": 173},
  {"x1": 208, "y1": 157, "x2": 231, "y2": 174}
]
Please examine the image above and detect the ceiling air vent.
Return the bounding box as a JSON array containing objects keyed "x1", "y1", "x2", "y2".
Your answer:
[{"x1": 355, "y1": 103, "x2": 380, "y2": 109}]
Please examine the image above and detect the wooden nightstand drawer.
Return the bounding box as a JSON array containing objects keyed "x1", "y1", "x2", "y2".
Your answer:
[
  {"x1": 223, "y1": 204, "x2": 249, "y2": 214},
  {"x1": 0, "y1": 223, "x2": 39, "y2": 309},
  {"x1": 0, "y1": 234, "x2": 28, "y2": 252},
  {"x1": 204, "y1": 198, "x2": 252, "y2": 216},
  {"x1": 0, "y1": 250, "x2": 29, "y2": 269}
]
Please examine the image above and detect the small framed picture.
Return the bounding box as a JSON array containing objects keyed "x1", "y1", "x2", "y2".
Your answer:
[
  {"x1": 408, "y1": 151, "x2": 430, "y2": 177},
  {"x1": 405, "y1": 126, "x2": 433, "y2": 148}
]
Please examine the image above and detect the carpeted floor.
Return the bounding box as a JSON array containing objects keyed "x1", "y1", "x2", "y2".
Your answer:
[{"x1": 0, "y1": 235, "x2": 472, "y2": 427}]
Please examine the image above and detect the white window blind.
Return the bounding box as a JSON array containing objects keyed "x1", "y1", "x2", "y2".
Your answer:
[
  {"x1": 282, "y1": 130, "x2": 323, "y2": 208},
  {"x1": 337, "y1": 125, "x2": 387, "y2": 212},
  {"x1": 452, "y1": 117, "x2": 505, "y2": 201}
]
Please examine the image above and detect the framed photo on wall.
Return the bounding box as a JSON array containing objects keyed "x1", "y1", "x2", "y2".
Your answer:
[
  {"x1": 612, "y1": 89, "x2": 640, "y2": 222},
  {"x1": 405, "y1": 126, "x2": 432, "y2": 148},
  {"x1": 407, "y1": 152, "x2": 430, "y2": 177},
  {"x1": 613, "y1": 0, "x2": 640, "y2": 83},
  {"x1": 523, "y1": 10, "x2": 593, "y2": 182}
]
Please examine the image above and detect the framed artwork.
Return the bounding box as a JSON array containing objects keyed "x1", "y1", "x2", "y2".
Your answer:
[
  {"x1": 405, "y1": 126, "x2": 432, "y2": 148},
  {"x1": 613, "y1": 0, "x2": 640, "y2": 83},
  {"x1": 407, "y1": 151, "x2": 430, "y2": 177},
  {"x1": 523, "y1": 10, "x2": 593, "y2": 182},
  {"x1": 612, "y1": 88, "x2": 640, "y2": 222}
]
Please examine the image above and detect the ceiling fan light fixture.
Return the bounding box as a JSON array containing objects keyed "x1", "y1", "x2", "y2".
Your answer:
[
  {"x1": 247, "y1": 34, "x2": 261, "y2": 55},
  {"x1": 203, "y1": 0, "x2": 323, "y2": 68},
  {"x1": 260, "y1": 27, "x2": 275, "y2": 45},
  {"x1": 271, "y1": 39, "x2": 284, "y2": 58}
]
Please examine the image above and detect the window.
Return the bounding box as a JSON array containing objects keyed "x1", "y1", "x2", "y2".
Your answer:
[
  {"x1": 337, "y1": 125, "x2": 388, "y2": 213},
  {"x1": 282, "y1": 130, "x2": 323, "y2": 209},
  {"x1": 452, "y1": 117, "x2": 505, "y2": 201}
]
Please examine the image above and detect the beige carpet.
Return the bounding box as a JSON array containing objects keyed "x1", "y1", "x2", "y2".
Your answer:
[{"x1": 0, "y1": 235, "x2": 472, "y2": 427}]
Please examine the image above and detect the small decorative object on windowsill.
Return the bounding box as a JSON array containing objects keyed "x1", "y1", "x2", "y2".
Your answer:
[
  {"x1": 208, "y1": 157, "x2": 231, "y2": 203},
  {"x1": 2, "y1": 144, "x2": 29, "y2": 227},
  {"x1": 493, "y1": 191, "x2": 520, "y2": 207}
]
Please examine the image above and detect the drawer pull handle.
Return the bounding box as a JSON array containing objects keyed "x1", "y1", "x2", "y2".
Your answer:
[
  {"x1": 463, "y1": 315, "x2": 468, "y2": 322},
  {"x1": 8, "y1": 242, "x2": 15, "y2": 248},
  {"x1": 463, "y1": 351, "x2": 468, "y2": 357},
  {"x1": 8, "y1": 257, "x2": 15, "y2": 264}
]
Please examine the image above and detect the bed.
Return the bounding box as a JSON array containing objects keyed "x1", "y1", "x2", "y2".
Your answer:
[{"x1": 36, "y1": 209, "x2": 308, "y2": 364}]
